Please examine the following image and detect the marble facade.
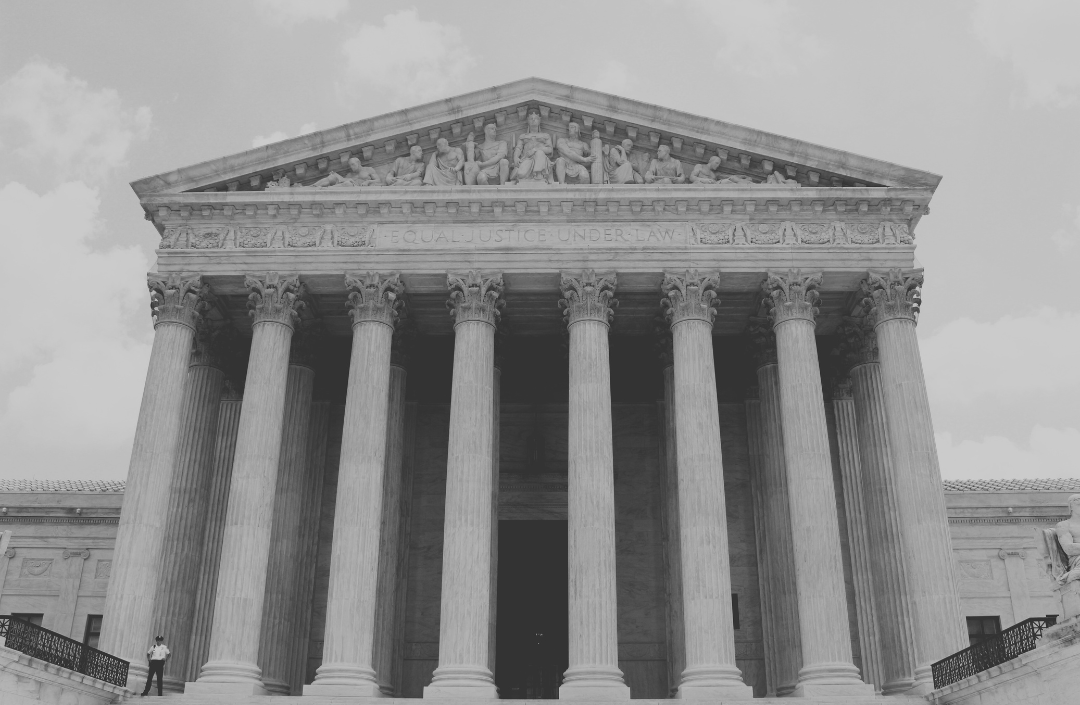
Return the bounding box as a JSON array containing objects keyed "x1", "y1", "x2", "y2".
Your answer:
[{"x1": 2, "y1": 79, "x2": 1056, "y2": 701}]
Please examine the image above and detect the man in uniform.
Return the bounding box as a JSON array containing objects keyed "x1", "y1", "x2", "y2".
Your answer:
[{"x1": 141, "y1": 635, "x2": 170, "y2": 696}]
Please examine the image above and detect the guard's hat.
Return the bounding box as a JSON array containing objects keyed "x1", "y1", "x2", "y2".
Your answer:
[{"x1": 155, "y1": 635, "x2": 164, "y2": 640}]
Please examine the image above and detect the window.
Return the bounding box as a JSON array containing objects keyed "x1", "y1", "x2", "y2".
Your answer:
[
  {"x1": 11, "y1": 613, "x2": 43, "y2": 627},
  {"x1": 84, "y1": 615, "x2": 103, "y2": 649},
  {"x1": 732, "y1": 594, "x2": 740, "y2": 630},
  {"x1": 966, "y1": 616, "x2": 1001, "y2": 647}
]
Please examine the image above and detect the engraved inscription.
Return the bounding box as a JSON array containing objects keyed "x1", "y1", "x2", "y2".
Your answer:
[{"x1": 373, "y1": 223, "x2": 692, "y2": 248}]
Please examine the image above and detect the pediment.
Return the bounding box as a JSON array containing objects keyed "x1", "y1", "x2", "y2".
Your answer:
[{"x1": 130, "y1": 77, "x2": 940, "y2": 197}]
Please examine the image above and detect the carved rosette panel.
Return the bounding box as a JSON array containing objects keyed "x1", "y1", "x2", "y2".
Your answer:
[
  {"x1": 833, "y1": 316, "x2": 879, "y2": 370},
  {"x1": 160, "y1": 226, "x2": 191, "y2": 249},
  {"x1": 345, "y1": 272, "x2": 404, "y2": 328},
  {"x1": 559, "y1": 271, "x2": 617, "y2": 328},
  {"x1": 95, "y1": 560, "x2": 112, "y2": 580},
  {"x1": 958, "y1": 560, "x2": 992, "y2": 581},
  {"x1": 692, "y1": 222, "x2": 733, "y2": 245},
  {"x1": 336, "y1": 225, "x2": 374, "y2": 247},
  {"x1": 148, "y1": 274, "x2": 208, "y2": 330},
  {"x1": 238, "y1": 226, "x2": 273, "y2": 248},
  {"x1": 660, "y1": 270, "x2": 720, "y2": 327},
  {"x1": 191, "y1": 227, "x2": 227, "y2": 249},
  {"x1": 687, "y1": 221, "x2": 913, "y2": 247},
  {"x1": 287, "y1": 225, "x2": 325, "y2": 248},
  {"x1": 848, "y1": 223, "x2": 881, "y2": 245},
  {"x1": 446, "y1": 271, "x2": 504, "y2": 328},
  {"x1": 246, "y1": 272, "x2": 305, "y2": 328},
  {"x1": 746, "y1": 316, "x2": 778, "y2": 368},
  {"x1": 861, "y1": 268, "x2": 922, "y2": 325},
  {"x1": 21, "y1": 558, "x2": 52, "y2": 577},
  {"x1": 762, "y1": 270, "x2": 821, "y2": 325}
]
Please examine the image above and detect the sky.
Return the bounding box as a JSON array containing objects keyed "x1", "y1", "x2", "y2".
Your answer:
[{"x1": 0, "y1": 0, "x2": 1078, "y2": 482}]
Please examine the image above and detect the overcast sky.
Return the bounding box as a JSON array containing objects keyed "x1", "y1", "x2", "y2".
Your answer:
[{"x1": 0, "y1": 0, "x2": 1078, "y2": 481}]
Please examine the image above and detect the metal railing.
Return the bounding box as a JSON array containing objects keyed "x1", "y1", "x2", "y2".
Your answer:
[
  {"x1": 931, "y1": 617, "x2": 1052, "y2": 689},
  {"x1": 0, "y1": 614, "x2": 129, "y2": 688}
]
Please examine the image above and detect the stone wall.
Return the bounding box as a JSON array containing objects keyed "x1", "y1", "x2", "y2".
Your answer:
[{"x1": 0, "y1": 645, "x2": 127, "y2": 705}]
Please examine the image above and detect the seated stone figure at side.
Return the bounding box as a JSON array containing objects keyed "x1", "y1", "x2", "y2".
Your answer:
[
  {"x1": 555, "y1": 122, "x2": 598, "y2": 184},
  {"x1": 423, "y1": 137, "x2": 465, "y2": 186},
  {"x1": 311, "y1": 156, "x2": 380, "y2": 188},
  {"x1": 464, "y1": 123, "x2": 509, "y2": 185},
  {"x1": 510, "y1": 110, "x2": 553, "y2": 184},
  {"x1": 603, "y1": 138, "x2": 643, "y2": 184},
  {"x1": 385, "y1": 145, "x2": 426, "y2": 186},
  {"x1": 689, "y1": 157, "x2": 755, "y2": 185},
  {"x1": 644, "y1": 145, "x2": 686, "y2": 184},
  {"x1": 1039, "y1": 494, "x2": 1080, "y2": 585},
  {"x1": 766, "y1": 170, "x2": 801, "y2": 186}
]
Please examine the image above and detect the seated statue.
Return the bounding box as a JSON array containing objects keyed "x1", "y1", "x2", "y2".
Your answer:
[
  {"x1": 555, "y1": 122, "x2": 597, "y2": 184},
  {"x1": 464, "y1": 123, "x2": 509, "y2": 185},
  {"x1": 720, "y1": 174, "x2": 756, "y2": 185},
  {"x1": 689, "y1": 157, "x2": 724, "y2": 184},
  {"x1": 266, "y1": 170, "x2": 294, "y2": 190},
  {"x1": 644, "y1": 145, "x2": 686, "y2": 184},
  {"x1": 604, "y1": 138, "x2": 643, "y2": 184},
  {"x1": 766, "y1": 170, "x2": 801, "y2": 186},
  {"x1": 311, "y1": 157, "x2": 380, "y2": 188},
  {"x1": 423, "y1": 137, "x2": 465, "y2": 186},
  {"x1": 1038, "y1": 494, "x2": 1080, "y2": 584},
  {"x1": 385, "y1": 146, "x2": 426, "y2": 186},
  {"x1": 510, "y1": 110, "x2": 553, "y2": 184}
]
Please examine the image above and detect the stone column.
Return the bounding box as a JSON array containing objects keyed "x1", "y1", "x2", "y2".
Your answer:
[
  {"x1": 836, "y1": 318, "x2": 918, "y2": 694},
  {"x1": 259, "y1": 326, "x2": 318, "y2": 695},
  {"x1": 762, "y1": 270, "x2": 872, "y2": 698},
  {"x1": 862, "y1": 269, "x2": 967, "y2": 689},
  {"x1": 558, "y1": 271, "x2": 630, "y2": 700},
  {"x1": 830, "y1": 377, "x2": 886, "y2": 692},
  {"x1": 185, "y1": 387, "x2": 242, "y2": 683},
  {"x1": 487, "y1": 355, "x2": 502, "y2": 681},
  {"x1": 99, "y1": 274, "x2": 208, "y2": 690},
  {"x1": 307, "y1": 273, "x2": 403, "y2": 696},
  {"x1": 372, "y1": 342, "x2": 409, "y2": 695},
  {"x1": 154, "y1": 322, "x2": 231, "y2": 693},
  {"x1": 658, "y1": 338, "x2": 686, "y2": 698},
  {"x1": 661, "y1": 272, "x2": 752, "y2": 700},
  {"x1": 745, "y1": 319, "x2": 801, "y2": 696},
  {"x1": 424, "y1": 272, "x2": 503, "y2": 699},
  {"x1": 191, "y1": 273, "x2": 305, "y2": 696},
  {"x1": 53, "y1": 549, "x2": 89, "y2": 638},
  {"x1": 743, "y1": 393, "x2": 775, "y2": 697}
]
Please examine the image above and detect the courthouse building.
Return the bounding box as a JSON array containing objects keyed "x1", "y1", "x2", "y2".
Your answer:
[{"x1": 2, "y1": 79, "x2": 1070, "y2": 701}]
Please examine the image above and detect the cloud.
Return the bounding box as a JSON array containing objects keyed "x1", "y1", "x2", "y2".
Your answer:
[
  {"x1": 684, "y1": 0, "x2": 823, "y2": 77},
  {"x1": 341, "y1": 9, "x2": 476, "y2": 107},
  {"x1": 971, "y1": 0, "x2": 1080, "y2": 107},
  {"x1": 592, "y1": 60, "x2": 634, "y2": 96},
  {"x1": 920, "y1": 309, "x2": 1080, "y2": 406},
  {"x1": 937, "y1": 427, "x2": 1080, "y2": 480},
  {"x1": 0, "y1": 62, "x2": 151, "y2": 183},
  {"x1": 254, "y1": 0, "x2": 347, "y2": 25},
  {"x1": 251, "y1": 122, "x2": 317, "y2": 149},
  {"x1": 0, "y1": 181, "x2": 151, "y2": 478}
]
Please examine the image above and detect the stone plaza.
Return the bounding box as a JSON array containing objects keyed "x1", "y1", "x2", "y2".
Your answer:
[{"x1": 3, "y1": 78, "x2": 1075, "y2": 703}]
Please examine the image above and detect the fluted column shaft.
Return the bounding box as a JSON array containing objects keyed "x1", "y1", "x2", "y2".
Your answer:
[
  {"x1": 744, "y1": 396, "x2": 775, "y2": 697},
  {"x1": 373, "y1": 364, "x2": 408, "y2": 694},
  {"x1": 155, "y1": 352, "x2": 226, "y2": 693},
  {"x1": 662, "y1": 272, "x2": 751, "y2": 700},
  {"x1": 308, "y1": 273, "x2": 403, "y2": 697},
  {"x1": 487, "y1": 365, "x2": 501, "y2": 679},
  {"x1": 194, "y1": 273, "x2": 304, "y2": 695},
  {"x1": 259, "y1": 362, "x2": 315, "y2": 694},
  {"x1": 425, "y1": 272, "x2": 502, "y2": 699},
  {"x1": 660, "y1": 364, "x2": 686, "y2": 697},
  {"x1": 557, "y1": 272, "x2": 629, "y2": 700},
  {"x1": 864, "y1": 270, "x2": 966, "y2": 689},
  {"x1": 764, "y1": 271, "x2": 871, "y2": 697},
  {"x1": 100, "y1": 275, "x2": 207, "y2": 690}
]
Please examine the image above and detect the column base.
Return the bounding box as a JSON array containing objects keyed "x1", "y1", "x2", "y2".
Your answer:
[
  {"x1": 184, "y1": 681, "x2": 269, "y2": 696},
  {"x1": 424, "y1": 665, "x2": 498, "y2": 699},
  {"x1": 304, "y1": 682, "x2": 386, "y2": 697},
  {"x1": 189, "y1": 659, "x2": 266, "y2": 695},
  {"x1": 124, "y1": 663, "x2": 148, "y2": 693},
  {"x1": 423, "y1": 683, "x2": 499, "y2": 699},
  {"x1": 261, "y1": 676, "x2": 291, "y2": 695},
  {"x1": 788, "y1": 682, "x2": 876, "y2": 698},
  {"x1": 559, "y1": 668, "x2": 631, "y2": 701},
  {"x1": 675, "y1": 682, "x2": 754, "y2": 699}
]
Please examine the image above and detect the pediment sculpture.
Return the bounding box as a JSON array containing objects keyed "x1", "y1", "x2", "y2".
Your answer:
[{"x1": 1036, "y1": 494, "x2": 1080, "y2": 585}]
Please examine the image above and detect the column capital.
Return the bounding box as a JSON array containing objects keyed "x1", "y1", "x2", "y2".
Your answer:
[
  {"x1": 747, "y1": 316, "x2": 778, "y2": 368},
  {"x1": 834, "y1": 316, "x2": 879, "y2": 371},
  {"x1": 560, "y1": 271, "x2": 617, "y2": 328},
  {"x1": 246, "y1": 272, "x2": 305, "y2": 329},
  {"x1": 661, "y1": 270, "x2": 720, "y2": 327},
  {"x1": 763, "y1": 270, "x2": 821, "y2": 326},
  {"x1": 148, "y1": 274, "x2": 208, "y2": 331},
  {"x1": 861, "y1": 268, "x2": 923, "y2": 325},
  {"x1": 447, "y1": 271, "x2": 504, "y2": 328},
  {"x1": 345, "y1": 272, "x2": 404, "y2": 328}
]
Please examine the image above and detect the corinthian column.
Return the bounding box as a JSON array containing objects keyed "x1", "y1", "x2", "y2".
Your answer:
[
  {"x1": 558, "y1": 272, "x2": 630, "y2": 700},
  {"x1": 661, "y1": 272, "x2": 751, "y2": 700},
  {"x1": 762, "y1": 270, "x2": 872, "y2": 698},
  {"x1": 154, "y1": 320, "x2": 232, "y2": 693},
  {"x1": 746, "y1": 318, "x2": 801, "y2": 696},
  {"x1": 190, "y1": 273, "x2": 305, "y2": 696},
  {"x1": 307, "y1": 273, "x2": 403, "y2": 697},
  {"x1": 99, "y1": 274, "x2": 208, "y2": 690},
  {"x1": 424, "y1": 272, "x2": 503, "y2": 699},
  {"x1": 862, "y1": 269, "x2": 966, "y2": 690}
]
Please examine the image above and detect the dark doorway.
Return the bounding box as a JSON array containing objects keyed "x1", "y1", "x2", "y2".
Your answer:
[{"x1": 495, "y1": 520, "x2": 568, "y2": 699}]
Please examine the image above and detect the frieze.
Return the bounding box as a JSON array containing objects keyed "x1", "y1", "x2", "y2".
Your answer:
[{"x1": 21, "y1": 558, "x2": 52, "y2": 577}]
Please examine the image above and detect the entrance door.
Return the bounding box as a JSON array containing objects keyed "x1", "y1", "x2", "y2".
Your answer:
[{"x1": 495, "y1": 520, "x2": 568, "y2": 699}]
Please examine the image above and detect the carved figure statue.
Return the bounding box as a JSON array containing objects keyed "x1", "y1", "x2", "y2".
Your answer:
[
  {"x1": 603, "y1": 138, "x2": 643, "y2": 185},
  {"x1": 385, "y1": 146, "x2": 426, "y2": 186},
  {"x1": 266, "y1": 170, "x2": 294, "y2": 190},
  {"x1": 464, "y1": 124, "x2": 509, "y2": 185},
  {"x1": 720, "y1": 174, "x2": 756, "y2": 185},
  {"x1": 311, "y1": 157, "x2": 379, "y2": 188},
  {"x1": 423, "y1": 137, "x2": 465, "y2": 186},
  {"x1": 644, "y1": 145, "x2": 686, "y2": 184},
  {"x1": 689, "y1": 157, "x2": 724, "y2": 184},
  {"x1": 510, "y1": 110, "x2": 553, "y2": 184},
  {"x1": 766, "y1": 170, "x2": 801, "y2": 187},
  {"x1": 1038, "y1": 494, "x2": 1080, "y2": 584},
  {"x1": 555, "y1": 122, "x2": 597, "y2": 184}
]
